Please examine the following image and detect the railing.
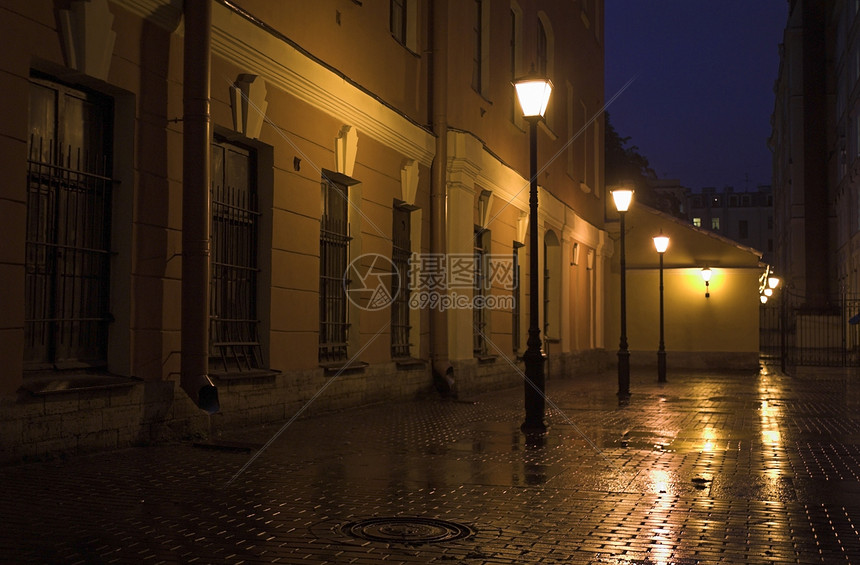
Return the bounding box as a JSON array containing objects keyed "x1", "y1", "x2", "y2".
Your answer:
[{"x1": 760, "y1": 292, "x2": 860, "y2": 370}]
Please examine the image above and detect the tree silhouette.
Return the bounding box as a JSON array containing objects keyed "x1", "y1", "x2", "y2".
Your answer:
[{"x1": 604, "y1": 113, "x2": 686, "y2": 218}]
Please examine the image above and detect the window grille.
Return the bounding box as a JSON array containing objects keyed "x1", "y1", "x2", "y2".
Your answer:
[
  {"x1": 473, "y1": 228, "x2": 488, "y2": 356},
  {"x1": 512, "y1": 244, "x2": 522, "y2": 354},
  {"x1": 25, "y1": 78, "x2": 113, "y2": 370},
  {"x1": 391, "y1": 206, "x2": 412, "y2": 358},
  {"x1": 210, "y1": 139, "x2": 262, "y2": 373},
  {"x1": 319, "y1": 179, "x2": 351, "y2": 363}
]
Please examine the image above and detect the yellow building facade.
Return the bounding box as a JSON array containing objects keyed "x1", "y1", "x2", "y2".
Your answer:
[{"x1": 0, "y1": 0, "x2": 615, "y2": 460}]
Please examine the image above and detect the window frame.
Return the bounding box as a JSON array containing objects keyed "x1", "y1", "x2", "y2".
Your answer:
[{"x1": 24, "y1": 74, "x2": 115, "y2": 371}]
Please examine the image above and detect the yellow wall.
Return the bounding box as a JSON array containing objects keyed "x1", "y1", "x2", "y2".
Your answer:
[
  {"x1": 626, "y1": 267, "x2": 761, "y2": 353},
  {"x1": 605, "y1": 204, "x2": 763, "y2": 369}
]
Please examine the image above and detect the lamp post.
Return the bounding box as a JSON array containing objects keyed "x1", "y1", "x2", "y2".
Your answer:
[
  {"x1": 612, "y1": 189, "x2": 633, "y2": 404},
  {"x1": 514, "y1": 73, "x2": 552, "y2": 434},
  {"x1": 653, "y1": 232, "x2": 669, "y2": 383}
]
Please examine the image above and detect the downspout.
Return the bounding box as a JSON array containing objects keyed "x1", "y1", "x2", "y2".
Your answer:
[
  {"x1": 430, "y1": 0, "x2": 455, "y2": 395},
  {"x1": 181, "y1": 0, "x2": 219, "y2": 413}
]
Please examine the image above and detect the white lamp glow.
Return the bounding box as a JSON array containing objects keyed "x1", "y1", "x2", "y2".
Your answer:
[
  {"x1": 768, "y1": 276, "x2": 780, "y2": 289},
  {"x1": 612, "y1": 189, "x2": 634, "y2": 212},
  {"x1": 514, "y1": 77, "x2": 553, "y2": 118},
  {"x1": 653, "y1": 234, "x2": 670, "y2": 254}
]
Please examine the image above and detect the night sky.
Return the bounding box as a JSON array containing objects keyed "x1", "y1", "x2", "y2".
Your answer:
[{"x1": 604, "y1": 1, "x2": 789, "y2": 192}]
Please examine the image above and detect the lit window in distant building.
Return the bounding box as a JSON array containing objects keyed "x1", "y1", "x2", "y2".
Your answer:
[
  {"x1": 693, "y1": 217, "x2": 701, "y2": 227},
  {"x1": 712, "y1": 217, "x2": 720, "y2": 230}
]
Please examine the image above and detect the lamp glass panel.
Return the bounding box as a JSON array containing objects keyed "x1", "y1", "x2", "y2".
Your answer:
[
  {"x1": 701, "y1": 268, "x2": 712, "y2": 282},
  {"x1": 768, "y1": 276, "x2": 779, "y2": 289},
  {"x1": 653, "y1": 235, "x2": 669, "y2": 253},
  {"x1": 514, "y1": 80, "x2": 552, "y2": 118},
  {"x1": 611, "y1": 189, "x2": 634, "y2": 212}
]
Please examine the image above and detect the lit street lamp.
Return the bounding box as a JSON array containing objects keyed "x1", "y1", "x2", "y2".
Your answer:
[
  {"x1": 653, "y1": 232, "x2": 669, "y2": 383},
  {"x1": 514, "y1": 72, "x2": 552, "y2": 434},
  {"x1": 612, "y1": 188, "x2": 633, "y2": 404}
]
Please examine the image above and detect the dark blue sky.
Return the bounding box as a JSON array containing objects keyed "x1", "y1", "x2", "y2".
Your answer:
[{"x1": 604, "y1": 1, "x2": 789, "y2": 191}]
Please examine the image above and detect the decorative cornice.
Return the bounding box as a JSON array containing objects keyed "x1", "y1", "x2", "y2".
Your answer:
[{"x1": 109, "y1": 0, "x2": 435, "y2": 166}]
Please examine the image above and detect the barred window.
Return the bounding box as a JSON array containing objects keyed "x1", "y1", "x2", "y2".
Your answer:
[
  {"x1": 210, "y1": 138, "x2": 262, "y2": 373},
  {"x1": 512, "y1": 243, "x2": 522, "y2": 354},
  {"x1": 25, "y1": 75, "x2": 114, "y2": 370},
  {"x1": 473, "y1": 227, "x2": 489, "y2": 356},
  {"x1": 391, "y1": 205, "x2": 412, "y2": 358},
  {"x1": 319, "y1": 177, "x2": 351, "y2": 363}
]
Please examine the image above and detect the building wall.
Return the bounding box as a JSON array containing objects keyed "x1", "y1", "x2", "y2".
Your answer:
[
  {"x1": 686, "y1": 185, "x2": 774, "y2": 264},
  {"x1": 0, "y1": 0, "x2": 613, "y2": 462},
  {"x1": 771, "y1": 0, "x2": 838, "y2": 305},
  {"x1": 605, "y1": 204, "x2": 764, "y2": 371}
]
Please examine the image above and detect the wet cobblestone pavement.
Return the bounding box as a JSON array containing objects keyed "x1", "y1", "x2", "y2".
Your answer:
[{"x1": 3, "y1": 364, "x2": 860, "y2": 564}]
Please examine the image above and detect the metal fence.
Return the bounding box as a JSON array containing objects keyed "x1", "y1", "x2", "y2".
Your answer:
[{"x1": 760, "y1": 292, "x2": 860, "y2": 370}]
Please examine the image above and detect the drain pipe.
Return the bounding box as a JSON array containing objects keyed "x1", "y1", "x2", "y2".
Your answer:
[
  {"x1": 429, "y1": 0, "x2": 455, "y2": 396},
  {"x1": 181, "y1": 0, "x2": 219, "y2": 413}
]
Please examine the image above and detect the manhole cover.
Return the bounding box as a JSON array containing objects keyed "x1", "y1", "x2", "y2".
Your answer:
[{"x1": 340, "y1": 517, "x2": 473, "y2": 544}]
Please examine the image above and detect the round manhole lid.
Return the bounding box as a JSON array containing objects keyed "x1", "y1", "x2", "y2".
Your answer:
[{"x1": 340, "y1": 516, "x2": 474, "y2": 544}]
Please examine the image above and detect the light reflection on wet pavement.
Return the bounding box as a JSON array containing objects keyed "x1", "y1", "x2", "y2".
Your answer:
[{"x1": 2, "y1": 364, "x2": 860, "y2": 563}]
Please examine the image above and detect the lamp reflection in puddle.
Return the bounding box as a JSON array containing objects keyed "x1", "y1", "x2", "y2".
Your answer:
[
  {"x1": 647, "y1": 469, "x2": 676, "y2": 565},
  {"x1": 701, "y1": 428, "x2": 716, "y2": 452}
]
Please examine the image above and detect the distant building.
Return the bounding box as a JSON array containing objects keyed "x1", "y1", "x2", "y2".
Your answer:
[
  {"x1": 770, "y1": 0, "x2": 835, "y2": 306},
  {"x1": 646, "y1": 178, "x2": 687, "y2": 219},
  {"x1": 685, "y1": 185, "x2": 774, "y2": 263}
]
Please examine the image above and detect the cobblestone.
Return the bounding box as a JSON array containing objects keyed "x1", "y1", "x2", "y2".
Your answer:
[{"x1": 2, "y1": 364, "x2": 860, "y2": 563}]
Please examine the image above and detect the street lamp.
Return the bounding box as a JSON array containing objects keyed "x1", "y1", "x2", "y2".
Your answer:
[
  {"x1": 514, "y1": 72, "x2": 552, "y2": 434},
  {"x1": 612, "y1": 188, "x2": 633, "y2": 403},
  {"x1": 653, "y1": 232, "x2": 669, "y2": 383},
  {"x1": 701, "y1": 267, "x2": 712, "y2": 298}
]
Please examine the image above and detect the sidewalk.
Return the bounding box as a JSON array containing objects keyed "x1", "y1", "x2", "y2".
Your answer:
[{"x1": 2, "y1": 364, "x2": 860, "y2": 564}]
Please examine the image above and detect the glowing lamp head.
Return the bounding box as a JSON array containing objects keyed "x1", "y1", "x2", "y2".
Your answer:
[
  {"x1": 760, "y1": 295, "x2": 768, "y2": 304},
  {"x1": 514, "y1": 76, "x2": 553, "y2": 118},
  {"x1": 767, "y1": 276, "x2": 780, "y2": 289},
  {"x1": 611, "y1": 189, "x2": 634, "y2": 212},
  {"x1": 653, "y1": 234, "x2": 670, "y2": 254},
  {"x1": 701, "y1": 267, "x2": 713, "y2": 283}
]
